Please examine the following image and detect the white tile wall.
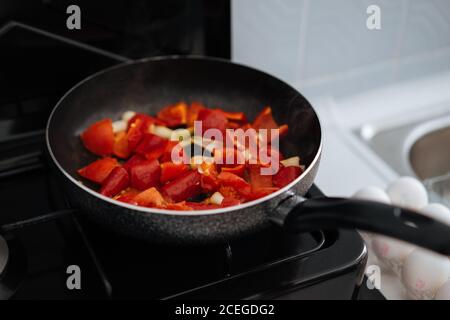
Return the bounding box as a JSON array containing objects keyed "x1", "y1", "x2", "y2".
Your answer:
[{"x1": 232, "y1": 0, "x2": 450, "y2": 98}]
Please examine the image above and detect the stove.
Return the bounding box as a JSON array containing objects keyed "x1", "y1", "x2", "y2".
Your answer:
[{"x1": 0, "y1": 20, "x2": 368, "y2": 300}]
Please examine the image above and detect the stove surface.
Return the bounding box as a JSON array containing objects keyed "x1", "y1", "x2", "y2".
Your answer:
[{"x1": 0, "y1": 22, "x2": 367, "y2": 300}]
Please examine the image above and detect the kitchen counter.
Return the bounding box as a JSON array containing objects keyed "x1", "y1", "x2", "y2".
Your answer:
[{"x1": 302, "y1": 71, "x2": 450, "y2": 299}]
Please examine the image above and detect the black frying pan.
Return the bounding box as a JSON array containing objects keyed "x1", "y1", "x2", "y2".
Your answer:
[{"x1": 46, "y1": 56, "x2": 450, "y2": 254}]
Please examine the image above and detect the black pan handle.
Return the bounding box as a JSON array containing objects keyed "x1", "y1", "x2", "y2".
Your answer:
[{"x1": 277, "y1": 196, "x2": 450, "y2": 256}]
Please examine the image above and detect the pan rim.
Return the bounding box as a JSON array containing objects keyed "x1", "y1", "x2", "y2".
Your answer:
[{"x1": 46, "y1": 55, "x2": 322, "y2": 216}]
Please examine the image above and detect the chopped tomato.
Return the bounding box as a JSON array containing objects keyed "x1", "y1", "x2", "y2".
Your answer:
[
  {"x1": 135, "y1": 133, "x2": 168, "y2": 160},
  {"x1": 78, "y1": 157, "x2": 119, "y2": 184},
  {"x1": 197, "y1": 108, "x2": 228, "y2": 133},
  {"x1": 161, "y1": 170, "x2": 202, "y2": 202},
  {"x1": 134, "y1": 187, "x2": 167, "y2": 208},
  {"x1": 81, "y1": 119, "x2": 114, "y2": 156},
  {"x1": 129, "y1": 159, "x2": 161, "y2": 190},
  {"x1": 113, "y1": 131, "x2": 130, "y2": 159},
  {"x1": 217, "y1": 172, "x2": 251, "y2": 198},
  {"x1": 157, "y1": 102, "x2": 188, "y2": 128},
  {"x1": 160, "y1": 162, "x2": 189, "y2": 183},
  {"x1": 272, "y1": 166, "x2": 302, "y2": 188},
  {"x1": 100, "y1": 166, "x2": 130, "y2": 197}
]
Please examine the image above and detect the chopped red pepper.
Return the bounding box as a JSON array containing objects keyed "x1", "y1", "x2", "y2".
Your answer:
[
  {"x1": 134, "y1": 187, "x2": 167, "y2": 208},
  {"x1": 161, "y1": 170, "x2": 202, "y2": 202},
  {"x1": 126, "y1": 118, "x2": 146, "y2": 152},
  {"x1": 185, "y1": 202, "x2": 221, "y2": 210},
  {"x1": 221, "y1": 197, "x2": 241, "y2": 207},
  {"x1": 135, "y1": 133, "x2": 168, "y2": 160},
  {"x1": 220, "y1": 164, "x2": 246, "y2": 177},
  {"x1": 160, "y1": 140, "x2": 186, "y2": 163},
  {"x1": 248, "y1": 164, "x2": 273, "y2": 192},
  {"x1": 157, "y1": 102, "x2": 188, "y2": 128},
  {"x1": 272, "y1": 166, "x2": 302, "y2": 188},
  {"x1": 115, "y1": 189, "x2": 139, "y2": 205},
  {"x1": 100, "y1": 166, "x2": 130, "y2": 197},
  {"x1": 187, "y1": 102, "x2": 206, "y2": 127},
  {"x1": 123, "y1": 154, "x2": 147, "y2": 173},
  {"x1": 197, "y1": 108, "x2": 228, "y2": 133},
  {"x1": 129, "y1": 158, "x2": 161, "y2": 190},
  {"x1": 247, "y1": 187, "x2": 280, "y2": 201},
  {"x1": 113, "y1": 131, "x2": 131, "y2": 159},
  {"x1": 217, "y1": 172, "x2": 251, "y2": 198},
  {"x1": 221, "y1": 111, "x2": 247, "y2": 123},
  {"x1": 78, "y1": 157, "x2": 119, "y2": 184},
  {"x1": 160, "y1": 162, "x2": 189, "y2": 183},
  {"x1": 81, "y1": 119, "x2": 114, "y2": 156},
  {"x1": 166, "y1": 201, "x2": 193, "y2": 211}
]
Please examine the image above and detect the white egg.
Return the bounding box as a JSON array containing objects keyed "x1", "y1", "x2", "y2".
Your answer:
[
  {"x1": 435, "y1": 279, "x2": 450, "y2": 300},
  {"x1": 387, "y1": 176, "x2": 428, "y2": 209},
  {"x1": 402, "y1": 248, "x2": 450, "y2": 300},
  {"x1": 372, "y1": 236, "x2": 414, "y2": 275},
  {"x1": 421, "y1": 203, "x2": 450, "y2": 226},
  {"x1": 353, "y1": 187, "x2": 391, "y2": 243},
  {"x1": 353, "y1": 186, "x2": 391, "y2": 204}
]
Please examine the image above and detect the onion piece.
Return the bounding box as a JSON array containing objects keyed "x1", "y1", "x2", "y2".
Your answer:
[
  {"x1": 121, "y1": 111, "x2": 136, "y2": 122},
  {"x1": 112, "y1": 120, "x2": 127, "y2": 133},
  {"x1": 151, "y1": 125, "x2": 173, "y2": 139},
  {"x1": 210, "y1": 192, "x2": 224, "y2": 205},
  {"x1": 280, "y1": 156, "x2": 300, "y2": 167}
]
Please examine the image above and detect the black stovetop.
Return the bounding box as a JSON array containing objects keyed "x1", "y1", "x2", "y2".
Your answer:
[{"x1": 0, "y1": 22, "x2": 368, "y2": 300}]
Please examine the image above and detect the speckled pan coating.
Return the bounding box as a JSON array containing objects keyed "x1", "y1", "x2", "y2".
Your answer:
[{"x1": 46, "y1": 56, "x2": 322, "y2": 244}]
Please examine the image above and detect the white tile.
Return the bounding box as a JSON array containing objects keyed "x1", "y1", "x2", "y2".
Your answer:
[
  {"x1": 232, "y1": 0, "x2": 306, "y2": 83},
  {"x1": 400, "y1": 0, "x2": 450, "y2": 57},
  {"x1": 301, "y1": 0, "x2": 404, "y2": 81}
]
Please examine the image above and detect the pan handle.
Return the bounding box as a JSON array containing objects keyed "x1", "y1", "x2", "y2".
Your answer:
[{"x1": 275, "y1": 196, "x2": 450, "y2": 256}]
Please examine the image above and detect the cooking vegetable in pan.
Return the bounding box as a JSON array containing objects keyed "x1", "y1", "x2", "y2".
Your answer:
[{"x1": 78, "y1": 104, "x2": 303, "y2": 211}]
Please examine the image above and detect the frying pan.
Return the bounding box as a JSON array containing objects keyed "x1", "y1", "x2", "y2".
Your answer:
[{"x1": 46, "y1": 56, "x2": 450, "y2": 254}]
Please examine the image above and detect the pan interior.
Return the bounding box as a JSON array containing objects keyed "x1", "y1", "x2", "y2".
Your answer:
[{"x1": 47, "y1": 57, "x2": 321, "y2": 201}]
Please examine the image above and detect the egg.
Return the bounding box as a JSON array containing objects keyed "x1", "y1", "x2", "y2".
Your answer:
[
  {"x1": 387, "y1": 176, "x2": 428, "y2": 209},
  {"x1": 371, "y1": 236, "x2": 414, "y2": 275},
  {"x1": 402, "y1": 248, "x2": 450, "y2": 299},
  {"x1": 353, "y1": 186, "x2": 391, "y2": 204},
  {"x1": 353, "y1": 186, "x2": 391, "y2": 244},
  {"x1": 435, "y1": 279, "x2": 450, "y2": 300},
  {"x1": 421, "y1": 203, "x2": 450, "y2": 226}
]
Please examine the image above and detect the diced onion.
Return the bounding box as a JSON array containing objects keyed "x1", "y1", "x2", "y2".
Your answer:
[
  {"x1": 210, "y1": 192, "x2": 224, "y2": 205},
  {"x1": 171, "y1": 128, "x2": 191, "y2": 142},
  {"x1": 122, "y1": 111, "x2": 136, "y2": 122},
  {"x1": 151, "y1": 125, "x2": 173, "y2": 139},
  {"x1": 191, "y1": 156, "x2": 214, "y2": 169},
  {"x1": 112, "y1": 120, "x2": 127, "y2": 133},
  {"x1": 280, "y1": 156, "x2": 300, "y2": 167}
]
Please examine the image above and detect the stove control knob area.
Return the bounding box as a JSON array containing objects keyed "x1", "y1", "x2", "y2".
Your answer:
[{"x1": 0, "y1": 235, "x2": 9, "y2": 275}]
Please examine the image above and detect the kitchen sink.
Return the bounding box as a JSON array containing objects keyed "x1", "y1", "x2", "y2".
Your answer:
[{"x1": 354, "y1": 109, "x2": 450, "y2": 206}]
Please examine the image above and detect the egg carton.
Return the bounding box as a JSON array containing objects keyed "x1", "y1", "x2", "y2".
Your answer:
[{"x1": 354, "y1": 177, "x2": 450, "y2": 300}]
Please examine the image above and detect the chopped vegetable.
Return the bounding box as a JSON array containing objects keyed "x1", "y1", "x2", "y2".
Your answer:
[
  {"x1": 78, "y1": 157, "x2": 119, "y2": 184},
  {"x1": 100, "y1": 166, "x2": 130, "y2": 197},
  {"x1": 77, "y1": 102, "x2": 303, "y2": 210},
  {"x1": 81, "y1": 119, "x2": 114, "y2": 156}
]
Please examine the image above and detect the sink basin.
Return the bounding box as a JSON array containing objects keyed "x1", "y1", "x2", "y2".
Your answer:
[
  {"x1": 354, "y1": 109, "x2": 450, "y2": 205},
  {"x1": 410, "y1": 125, "x2": 450, "y2": 180}
]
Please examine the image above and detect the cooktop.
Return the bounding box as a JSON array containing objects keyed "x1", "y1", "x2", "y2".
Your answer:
[{"x1": 0, "y1": 22, "x2": 368, "y2": 300}]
